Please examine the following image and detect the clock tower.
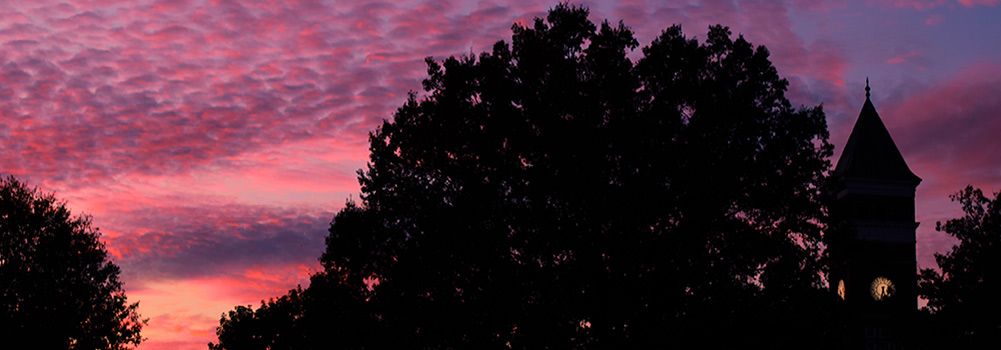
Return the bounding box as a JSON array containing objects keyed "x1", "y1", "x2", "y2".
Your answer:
[{"x1": 828, "y1": 80, "x2": 920, "y2": 349}]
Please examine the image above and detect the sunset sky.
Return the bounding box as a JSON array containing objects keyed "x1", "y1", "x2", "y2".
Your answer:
[{"x1": 2, "y1": 0, "x2": 1000, "y2": 348}]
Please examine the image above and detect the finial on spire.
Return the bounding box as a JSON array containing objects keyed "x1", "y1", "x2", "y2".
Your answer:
[{"x1": 865, "y1": 77, "x2": 870, "y2": 99}]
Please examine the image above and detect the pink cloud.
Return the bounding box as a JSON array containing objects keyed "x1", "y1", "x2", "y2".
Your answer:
[
  {"x1": 925, "y1": 14, "x2": 945, "y2": 25},
  {"x1": 957, "y1": 0, "x2": 1001, "y2": 6},
  {"x1": 887, "y1": 51, "x2": 921, "y2": 64},
  {"x1": 788, "y1": 0, "x2": 849, "y2": 11},
  {"x1": 876, "y1": 0, "x2": 947, "y2": 10},
  {"x1": 4, "y1": 0, "x2": 483, "y2": 193},
  {"x1": 874, "y1": 0, "x2": 998, "y2": 8},
  {"x1": 732, "y1": 1, "x2": 849, "y2": 91}
]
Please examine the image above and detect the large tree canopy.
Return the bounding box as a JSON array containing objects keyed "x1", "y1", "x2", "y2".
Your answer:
[
  {"x1": 213, "y1": 4, "x2": 834, "y2": 349},
  {"x1": 919, "y1": 186, "x2": 1001, "y2": 349},
  {"x1": 0, "y1": 176, "x2": 144, "y2": 349}
]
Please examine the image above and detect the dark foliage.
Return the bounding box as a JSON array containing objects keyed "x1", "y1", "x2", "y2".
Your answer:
[
  {"x1": 0, "y1": 176, "x2": 144, "y2": 349},
  {"x1": 919, "y1": 186, "x2": 1001, "y2": 349},
  {"x1": 212, "y1": 4, "x2": 834, "y2": 349}
]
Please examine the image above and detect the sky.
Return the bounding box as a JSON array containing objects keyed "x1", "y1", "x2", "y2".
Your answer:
[{"x1": 1, "y1": 0, "x2": 999, "y2": 348}]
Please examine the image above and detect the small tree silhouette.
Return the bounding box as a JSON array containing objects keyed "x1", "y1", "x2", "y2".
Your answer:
[
  {"x1": 0, "y1": 176, "x2": 145, "y2": 349},
  {"x1": 919, "y1": 186, "x2": 1001, "y2": 349}
]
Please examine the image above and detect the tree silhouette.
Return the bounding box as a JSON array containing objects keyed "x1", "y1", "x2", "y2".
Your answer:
[
  {"x1": 209, "y1": 289, "x2": 307, "y2": 350},
  {"x1": 919, "y1": 186, "x2": 1001, "y2": 349},
  {"x1": 212, "y1": 4, "x2": 834, "y2": 349},
  {"x1": 0, "y1": 176, "x2": 144, "y2": 349}
]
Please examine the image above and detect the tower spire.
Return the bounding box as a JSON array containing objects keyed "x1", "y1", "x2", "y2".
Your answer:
[
  {"x1": 865, "y1": 77, "x2": 871, "y2": 99},
  {"x1": 833, "y1": 77, "x2": 920, "y2": 184}
]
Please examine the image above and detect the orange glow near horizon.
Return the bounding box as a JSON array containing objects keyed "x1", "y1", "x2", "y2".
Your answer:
[{"x1": 129, "y1": 264, "x2": 318, "y2": 349}]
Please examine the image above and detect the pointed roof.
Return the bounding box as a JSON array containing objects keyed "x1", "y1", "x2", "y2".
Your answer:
[{"x1": 833, "y1": 81, "x2": 921, "y2": 184}]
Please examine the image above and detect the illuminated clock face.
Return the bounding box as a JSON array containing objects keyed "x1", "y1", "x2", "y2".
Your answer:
[
  {"x1": 870, "y1": 277, "x2": 895, "y2": 301},
  {"x1": 837, "y1": 280, "x2": 846, "y2": 300}
]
